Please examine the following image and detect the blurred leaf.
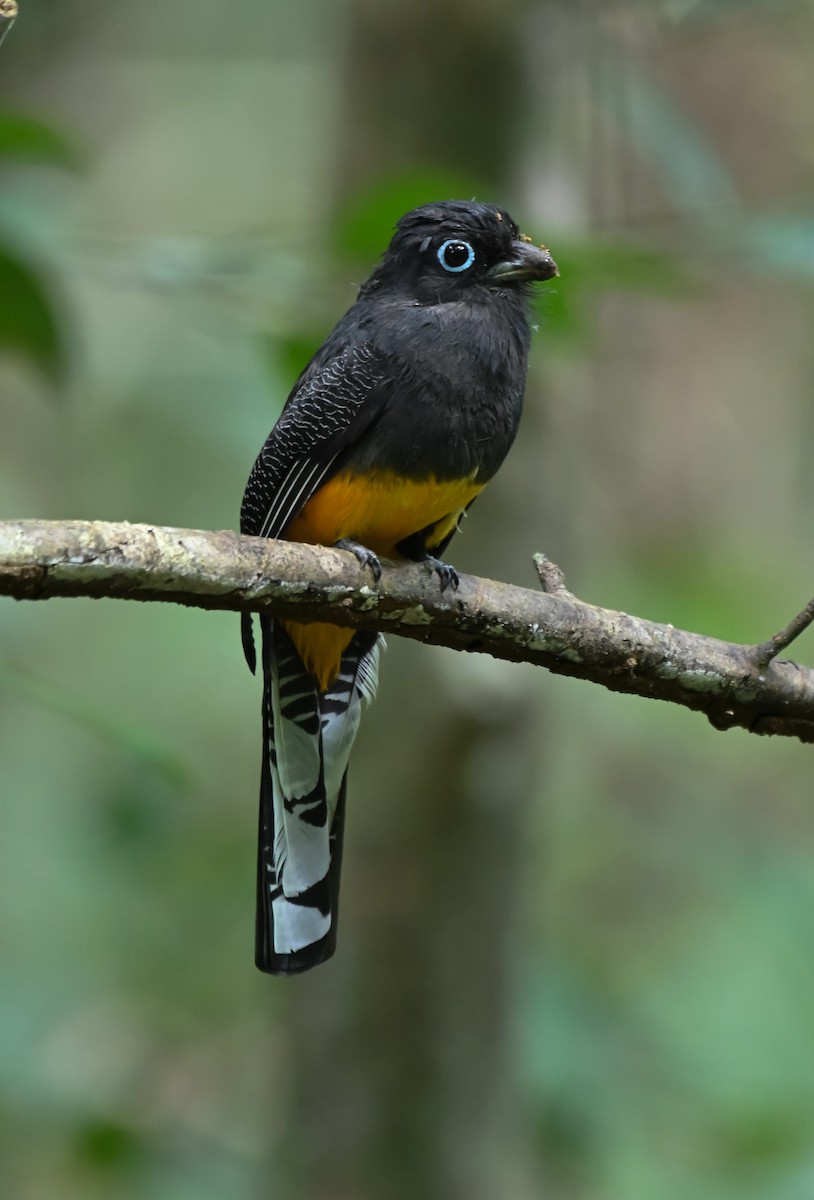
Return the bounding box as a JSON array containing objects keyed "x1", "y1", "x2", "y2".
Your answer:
[
  {"x1": 713, "y1": 1109, "x2": 811, "y2": 1169},
  {"x1": 0, "y1": 662, "x2": 193, "y2": 791},
  {"x1": 560, "y1": 241, "x2": 693, "y2": 292},
  {"x1": 0, "y1": 243, "x2": 68, "y2": 385},
  {"x1": 0, "y1": 111, "x2": 78, "y2": 167},
  {"x1": 74, "y1": 1118, "x2": 142, "y2": 1170},
  {"x1": 534, "y1": 238, "x2": 696, "y2": 346},
  {"x1": 333, "y1": 169, "x2": 492, "y2": 259},
  {"x1": 266, "y1": 330, "x2": 325, "y2": 388}
]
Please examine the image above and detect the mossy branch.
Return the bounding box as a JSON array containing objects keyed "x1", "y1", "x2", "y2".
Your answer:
[{"x1": 1, "y1": 518, "x2": 813, "y2": 742}]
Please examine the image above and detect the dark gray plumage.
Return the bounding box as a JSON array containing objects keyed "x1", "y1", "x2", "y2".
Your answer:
[{"x1": 242, "y1": 200, "x2": 557, "y2": 974}]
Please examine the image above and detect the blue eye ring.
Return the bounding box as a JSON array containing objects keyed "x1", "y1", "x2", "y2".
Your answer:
[{"x1": 437, "y1": 239, "x2": 475, "y2": 273}]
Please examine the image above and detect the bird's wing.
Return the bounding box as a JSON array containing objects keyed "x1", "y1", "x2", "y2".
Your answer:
[
  {"x1": 241, "y1": 341, "x2": 386, "y2": 542},
  {"x1": 240, "y1": 340, "x2": 388, "y2": 673}
]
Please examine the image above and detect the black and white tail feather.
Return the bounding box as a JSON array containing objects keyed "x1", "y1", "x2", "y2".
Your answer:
[{"x1": 256, "y1": 616, "x2": 383, "y2": 974}]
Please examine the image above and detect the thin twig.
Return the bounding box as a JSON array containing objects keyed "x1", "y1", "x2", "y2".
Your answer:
[
  {"x1": 0, "y1": 1, "x2": 18, "y2": 51},
  {"x1": 533, "y1": 552, "x2": 574, "y2": 598},
  {"x1": 753, "y1": 595, "x2": 814, "y2": 668}
]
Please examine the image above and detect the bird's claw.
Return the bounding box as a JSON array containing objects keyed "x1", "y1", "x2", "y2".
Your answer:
[
  {"x1": 423, "y1": 556, "x2": 459, "y2": 592},
  {"x1": 335, "y1": 538, "x2": 382, "y2": 582}
]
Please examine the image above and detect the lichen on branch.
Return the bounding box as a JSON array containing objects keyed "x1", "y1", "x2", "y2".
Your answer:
[{"x1": 1, "y1": 518, "x2": 813, "y2": 743}]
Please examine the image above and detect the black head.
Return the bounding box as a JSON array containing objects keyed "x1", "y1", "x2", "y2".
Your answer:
[{"x1": 361, "y1": 200, "x2": 558, "y2": 305}]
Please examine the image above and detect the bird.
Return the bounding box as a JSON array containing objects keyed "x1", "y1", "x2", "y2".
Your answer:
[{"x1": 241, "y1": 200, "x2": 558, "y2": 974}]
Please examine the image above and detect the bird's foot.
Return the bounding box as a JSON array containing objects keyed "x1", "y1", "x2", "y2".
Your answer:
[
  {"x1": 422, "y1": 556, "x2": 459, "y2": 592},
  {"x1": 335, "y1": 538, "x2": 382, "y2": 582}
]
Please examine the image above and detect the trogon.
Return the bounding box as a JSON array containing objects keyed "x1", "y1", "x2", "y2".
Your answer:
[{"x1": 241, "y1": 200, "x2": 557, "y2": 974}]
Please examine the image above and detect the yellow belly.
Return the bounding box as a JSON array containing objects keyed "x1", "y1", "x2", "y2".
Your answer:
[{"x1": 283, "y1": 468, "x2": 483, "y2": 688}]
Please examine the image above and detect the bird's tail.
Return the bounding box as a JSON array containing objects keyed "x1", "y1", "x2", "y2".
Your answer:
[{"x1": 255, "y1": 617, "x2": 381, "y2": 975}]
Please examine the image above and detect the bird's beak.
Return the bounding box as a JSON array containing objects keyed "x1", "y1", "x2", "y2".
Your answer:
[{"x1": 488, "y1": 241, "x2": 559, "y2": 283}]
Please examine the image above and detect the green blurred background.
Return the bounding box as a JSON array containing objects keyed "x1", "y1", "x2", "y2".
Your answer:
[{"x1": 2, "y1": 2, "x2": 814, "y2": 1197}]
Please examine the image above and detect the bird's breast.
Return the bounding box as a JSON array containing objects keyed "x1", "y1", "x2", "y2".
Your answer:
[
  {"x1": 352, "y1": 294, "x2": 530, "y2": 482},
  {"x1": 284, "y1": 467, "x2": 484, "y2": 557},
  {"x1": 282, "y1": 468, "x2": 484, "y2": 690}
]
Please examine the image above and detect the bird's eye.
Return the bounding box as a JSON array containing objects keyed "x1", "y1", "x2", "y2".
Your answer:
[{"x1": 436, "y1": 239, "x2": 475, "y2": 273}]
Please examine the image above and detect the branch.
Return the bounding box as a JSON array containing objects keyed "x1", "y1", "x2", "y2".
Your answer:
[
  {"x1": 1, "y1": 519, "x2": 813, "y2": 743},
  {"x1": 0, "y1": 1, "x2": 17, "y2": 50},
  {"x1": 753, "y1": 596, "x2": 814, "y2": 668}
]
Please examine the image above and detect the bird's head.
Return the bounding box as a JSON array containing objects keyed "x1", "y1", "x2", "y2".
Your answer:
[{"x1": 362, "y1": 200, "x2": 558, "y2": 306}]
